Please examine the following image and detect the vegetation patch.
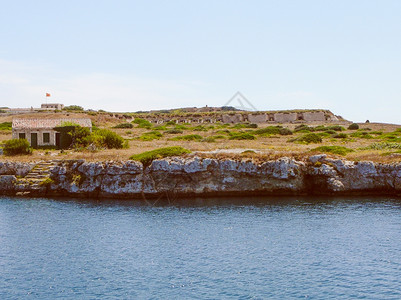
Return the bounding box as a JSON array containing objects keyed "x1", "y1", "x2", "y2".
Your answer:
[
  {"x1": 348, "y1": 123, "x2": 359, "y2": 130},
  {"x1": 332, "y1": 133, "x2": 348, "y2": 139},
  {"x1": 138, "y1": 131, "x2": 163, "y2": 141},
  {"x1": 133, "y1": 118, "x2": 152, "y2": 128},
  {"x1": 170, "y1": 134, "x2": 202, "y2": 141},
  {"x1": 164, "y1": 129, "x2": 183, "y2": 134},
  {"x1": 3, "y1": 139, "x2": 33, "y2": 155},
  {"x1": 0, "y1": 122, "x2": 12, "y2": 131},
  {"x1": 311, "y1": 146, "x2": 354, "y2": 156},
  {"x1": 228, "y1": 132, "x2": 256, "y2": 140},
  {"x1": 364, "y1": 142, "x2": 401, "y2": 150},
  {"x1": 91, "y1": 129, "x2": 127, "y2": 149},
  {"x1": 129, "y1": 146, "x2": 191, "y2": 167},
  {"x1": 290, "y1": 133, "x2": 322, "y2": 144}
]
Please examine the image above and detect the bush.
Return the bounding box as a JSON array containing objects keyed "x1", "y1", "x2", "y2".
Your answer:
[
  {"x1": 3, "y1": 139, "x2": 33, "y2": 155},
  {"x1": 294, "y1": 125, "x2": 314, "y2": 133},
  {"x1": 129, "y1": 146, "x2": 191, "y2": 167},
  {"x1": 64, "y1": 105, "x2": 84, "y2": 111},
  {"x1": 92, "y1": 129, "x2": 126, "y2": 149},
  {"x1": 332, "y1": 133, "x2": 348, "y2": 139},
  {"x1": 113, "y1": 122, "x2": 133, "y2": 129},
  {"x1": 133, "y1": 118, "x2": 152, "y2": 128},
  {"x1": 348, "y1": 123, "x2": 359, "y2": 130},
  {"x1": 325, "y1": 125, "x2": 345, "y2": 131},
  {"x1": 291, "y1": 133, "x2": 322, "y2": 144},
  {"x1": 312, "y1": 146, "x2": 354, "y2": 156},
  {"x1": 279, "y1": 128, "x2": 293, "y2": 135},
  {"x1": 164, "y1": 129, "x2": 183, "y2": 134},
  {"x1": 229, "y1": 132, "x2": 256, "y2": 140},
  {"x1": 170, "y1": 134, "x2": 202, "y2": 141}
]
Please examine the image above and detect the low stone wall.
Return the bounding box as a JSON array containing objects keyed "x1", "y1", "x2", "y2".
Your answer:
[{"x1": 1, "y1": 155, "x2": 401, "y2": 199}]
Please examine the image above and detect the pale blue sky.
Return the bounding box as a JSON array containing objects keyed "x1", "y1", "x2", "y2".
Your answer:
[{"x1": 1, "y1": 0, "x2": 400, "y2": 123}]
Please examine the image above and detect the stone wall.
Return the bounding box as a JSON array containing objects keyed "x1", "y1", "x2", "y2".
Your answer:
[
  {"x1": 303, "y1": 111, "x2": 326, "y2": 122},
  {"x1": 273, "y1": 113, "x2": 297, "y2": 123}
]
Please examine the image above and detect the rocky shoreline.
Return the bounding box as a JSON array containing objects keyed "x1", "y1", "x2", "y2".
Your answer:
[{"x1": 1, "y1": 155, "x2": 401, "y2": 199}]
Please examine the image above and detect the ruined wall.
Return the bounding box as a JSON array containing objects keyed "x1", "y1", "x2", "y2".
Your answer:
[
  {"x1": 248, "y1": 114, "x2": 267, "y2": 123},
  {"x1": 274, "y1": 113, "x2": 297, "y2": 123},
  {"x1": 222, "y1": 114, "x2": 243, "y2": 123},
  {"x1": 303, "y1": 111, "x2": 326, "y2": 122}
]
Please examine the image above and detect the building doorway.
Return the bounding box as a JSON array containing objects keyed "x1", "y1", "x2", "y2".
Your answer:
[{"x1": 31, "y1": 133, "x2": 38, "y2": 148}]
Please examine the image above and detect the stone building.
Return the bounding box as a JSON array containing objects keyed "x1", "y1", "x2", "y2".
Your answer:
[
  {"x1": 12, "y1": 118, "x2": 92, "y2": 148},
  {"x1": 41, "y1": 103, "x2": 64, "y2": 110}
]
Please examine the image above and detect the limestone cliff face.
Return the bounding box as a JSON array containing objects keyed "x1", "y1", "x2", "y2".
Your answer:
[{"x1": 1, "y1": 155, "x2": 401, "y2": 198}]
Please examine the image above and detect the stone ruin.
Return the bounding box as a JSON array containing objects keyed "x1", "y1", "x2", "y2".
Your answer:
[{"x1": 109, "y1": 110, "x2": 342, "y2": 125}]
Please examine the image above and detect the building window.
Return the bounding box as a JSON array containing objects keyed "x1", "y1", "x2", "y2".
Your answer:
[
  {"x1": 43, "y1": 132, "x2": 50, "y2": 143},
  {"x1": 19, "y1": 133, "x2": 26, "y2": 139}
]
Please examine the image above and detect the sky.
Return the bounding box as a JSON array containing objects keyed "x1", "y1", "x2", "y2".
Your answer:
[{"x1": 0, "y1": 0, "x2": 400, "y2": 123}]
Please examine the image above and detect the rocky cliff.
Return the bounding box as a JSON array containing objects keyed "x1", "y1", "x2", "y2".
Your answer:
[{"x1": 1, "y1": 155, "x2": 401, "y2": 199}]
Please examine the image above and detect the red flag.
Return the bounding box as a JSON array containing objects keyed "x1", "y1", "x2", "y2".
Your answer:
[{"x1": 46, "y1": 93, "x2": 51, "y2": 97}]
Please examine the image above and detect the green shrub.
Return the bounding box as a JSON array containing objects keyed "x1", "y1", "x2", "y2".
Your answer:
[
  {"x1": 164, "y1": 129, "x2": 183, "y2": 134},
  {"x1": 175, "y1": 124, "x2": 189, "y2": 130},
  {"x1": 325, "y1": 125, "x2": 345, "y2": 131},
  {"x1": 153, "y1": 125, "x2": 167, "y2": 130},
  {"x1": 138, "y1": 131, "x2": 163, "y2": 141},
  {"x1": 170, "y1": 134, "x2": 202, "y2": 141},
  {"x1": 64, "y1": 105, "x2": 84, "y2": 111},
  {"x1": 133, "y1": 118, "x2": 152, "y2": 128},
  {"x1": 332, "y1": 133, "x2": 348, "y2": 139},
  {"x1": 348, "y1": 123, "x2": 359, "y2": 130},
  {"x1": 0, "y1": 122, "x2": 12, "y2": 131},
  {"x1": 3, "y1": 139, "x2": 33, "y2": 155},
  {"x1": 130, "y1": 146, "x2": 191, "y2": 167},
  {"x1": 92, "y1": 129, "x2": 126, "y2": 149},
  {"x1": 279, "y1": 128, "x2": 293, "y2": 135},
  {"x1": 192, "y1": 125, "x2": 208, "y2": 131},
  {"x1": 290, "y1": 133, "x2": 322, "y2": 144},
  {"x1": 350, "y1": 131, "x2": 373, "y2": 139},
  {"x1": 229, "y1": 132, "x2": 256, "y2": 140},
  {"x1": 294, "y1": 125, "x2": 314, "y2": 133},
  {"x1": 312, "y1": 146, "x2": 354, "y2": 156},
  {"x1": 364, "y1": 142, "x2": 401, "y2": 150},
  {"x1": 113, "y1": 122, "x2": 133, "y2": 129}
]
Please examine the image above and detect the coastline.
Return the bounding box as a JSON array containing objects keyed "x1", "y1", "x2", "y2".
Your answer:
[{"x1": 1, "y1": 154, "x2": 401, "y2": 199}]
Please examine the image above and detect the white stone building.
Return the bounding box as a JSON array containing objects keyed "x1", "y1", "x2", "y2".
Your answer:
[{"x1": 12, "y1": 118, "x2": 92, "y2": 148}]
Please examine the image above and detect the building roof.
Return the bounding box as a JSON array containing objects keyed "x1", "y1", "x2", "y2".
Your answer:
[{"x1": 12, "y1": 118, "x2": 92, "y2": 130}]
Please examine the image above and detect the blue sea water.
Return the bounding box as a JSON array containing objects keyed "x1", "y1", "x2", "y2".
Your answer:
[{"x1": 1, "y1": 196, "x2": 401, "y2": 299}]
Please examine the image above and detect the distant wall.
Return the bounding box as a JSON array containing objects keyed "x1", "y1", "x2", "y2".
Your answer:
[
  {"x1": 222, "y1": 114, "x2": 243, "y2": 123},
  {"x1": 303, "y1": 112, "x2": 326, "y2": 122},
  {"x1": 274, "y1": 113, "x2": 297, "y2": 123},
  {"x1": 248, "y1": 114, "x2": 267, "y2": 123}
]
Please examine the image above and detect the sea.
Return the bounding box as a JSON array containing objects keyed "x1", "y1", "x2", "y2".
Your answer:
[{"x1": 1, "y1": 196, "x2": 401, "y2": 299}]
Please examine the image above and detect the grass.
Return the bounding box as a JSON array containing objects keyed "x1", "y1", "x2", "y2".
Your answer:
[
  {"x1": 0, "y1": 122, "x2": 12, "y2": 131},
  {"x1": 311, "y1": 146, "x2": 354, "y2": 156},
  {"x1": 129, "y1": 146, "x2": 191, "y2": 167},
  {"x1": 228, "y1": 132, "x2": 256, "y2": 140},
  {"x1": 138, "y1": 131, "x2": 163, "y2": 141}
]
